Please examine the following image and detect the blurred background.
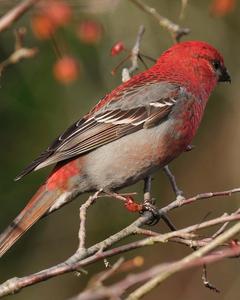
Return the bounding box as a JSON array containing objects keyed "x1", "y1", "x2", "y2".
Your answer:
[{"x1": 0, "y1": 0, "x2": 239, "y2": 299}]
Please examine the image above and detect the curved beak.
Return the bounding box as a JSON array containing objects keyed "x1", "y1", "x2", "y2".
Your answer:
[{"x1": 218, "y1": 68, "x2": 231, "y2": 83}]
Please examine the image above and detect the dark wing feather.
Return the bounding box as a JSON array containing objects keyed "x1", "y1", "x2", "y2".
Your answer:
[{"x1": 15, "y1": 82, "x2": 181, "y2": 181}]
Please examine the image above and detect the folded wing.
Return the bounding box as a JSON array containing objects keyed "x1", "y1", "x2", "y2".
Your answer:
[{"x1": 15, "y1": 82, "x2": 181, "y2": 180}]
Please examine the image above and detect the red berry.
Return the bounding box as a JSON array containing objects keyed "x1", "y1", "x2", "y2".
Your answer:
[
  {"x1": 210, "y1": 0, "x2": 236, "y2": 16},
  {"x1": 31, "y1": 1, "x2": 72, "y2": 39},
  {"x1": 111, "y1": 41, "x2": 125, "y2": 56},
  {"x1": 77, "y1": 20, "x2": 103, "y2": 44},
  {"x1": 53, "y1": 56, "x2": 79, "y2": 84},
  {"x1": 44, "y1": 1, "x2": 72, "y2": 27},
  {"x1": 31, "y1": 14, "x2": 55, "y2": 39}
]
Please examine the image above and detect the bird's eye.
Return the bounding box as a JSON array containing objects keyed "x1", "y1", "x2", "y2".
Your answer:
[{"x1": 212, "y1": 60, "x2": 221, "y2": 70}]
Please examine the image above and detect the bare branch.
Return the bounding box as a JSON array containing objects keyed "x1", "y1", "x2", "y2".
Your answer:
[
  {"x1": 179, "y1": 0, "x2": 188, "y2": 20},
  {"x1": 129, "y1": 0, "x2": 190, "y2": 42},
  {"x1": 122, "y1": 25, "x2": 145, "y2": 82},
  {"x1": 88, "y1": 257, "x2": 125, "y2": 288},
  {"x1": 78, "y1": 191, "x2": 102, "y2": 251},
  {"x1": 163, "y1": 165, "x2": 184, "y2": 199},
  {"x1": 0, "y1": 27, "x2": 38, "y2": 77},
  {"x1": 72, "y1": 243, "x2": 240, "y2": 300},
  {"x1": 0, "y1": 187, "x2": 239, "y2": 298},
  {"x1": 127, "y1": 222, "x2": 240, "y2": 299},
  {"x1": 201, "y1": 264, "x2": 220, "y2": 293},
  {"x1": 0, "y1": 0, "x2": 40, "y2": 33},
  {"x1": 212, "y1": 209, "x2": 240, "y2": 238},
  {"x1": 161, "y1": 187, "x2": 240, "y2": 213}
]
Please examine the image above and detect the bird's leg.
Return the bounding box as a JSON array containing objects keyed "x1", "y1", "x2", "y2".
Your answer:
[
  {"x1": 139, "y1": 176, "x2": 160, "y2": 226},
  {"x1": 141, "y1": 176, "x2": 178, "y2": 228},
  {"x1": 162, "y1": 145, "x2": 194, "y2": 199},
  {"x1": 163, "y1": 165, "x2": 185, "y2": 200},
  {"x1": 163, "y1": 213, "x2": 179, "y2": 231},
  {"x1": 143, "y1": 175, "x2": 152, "y2": 203}
]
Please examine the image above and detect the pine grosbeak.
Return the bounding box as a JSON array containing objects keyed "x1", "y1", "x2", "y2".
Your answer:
[{"x1": 0, "y1": 41, "x2": 231, "y2": 257}]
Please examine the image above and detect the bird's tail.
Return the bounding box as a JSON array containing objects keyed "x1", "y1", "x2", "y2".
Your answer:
[{"x1": 0, "y1": 184, "x2": 64, "y2": 258}]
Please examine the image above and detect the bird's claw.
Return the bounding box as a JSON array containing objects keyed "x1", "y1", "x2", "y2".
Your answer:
[
  {"x1": 123, "y1": 196, "x2": 160, "y2": 225},
  {"x1": 140, "y1": 202, "x2": 160, "y2": 226}
]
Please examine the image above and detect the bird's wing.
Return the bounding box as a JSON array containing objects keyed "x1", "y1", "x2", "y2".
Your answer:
[{"x1": 15, "y1": 82, "x2": 183, "y2": 180}]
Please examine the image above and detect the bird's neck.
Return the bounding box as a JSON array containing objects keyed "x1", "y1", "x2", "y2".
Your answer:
[{"x1": 150, "y1": 60, "x2": 217, "y2": 101}]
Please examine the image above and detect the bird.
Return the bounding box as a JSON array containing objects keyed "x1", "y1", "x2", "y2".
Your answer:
[{"x1": 0, "y1": 40, "x2": 231, "y2": 258}]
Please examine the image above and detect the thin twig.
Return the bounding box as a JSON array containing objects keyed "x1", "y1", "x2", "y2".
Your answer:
[
  {"x1": 163, "y1": 165, "x2": 184, "y2": 199},
  {"x1": 179, "y1": 0, "x2": 188, "y2": 20},
  {"x1": 122, "y1": 25, "x2": 145, "y2": 82},
  {"x1": 78, "y1": 191, "x2": 101, "y2": 250},
  {"x1": 89, "y1": 258, "x2": 125, "y2": 288},
  {"x1": 0, "y1": 27, "x2": 38, "y2": 77},
  {"x1": 129, "y1": 0, "x2": 190, "y2": 42},
  {"x1": 201, "y1": 264, "x2": 220, "y2": 293},
  {"x1": 127, "y1": 222, "x2": 240, "y2": 299},
  {"x1": 199, "y1": 208, "x2": 240, "y2": 292},
  {"x1": 72, "y1": 243, "x2": 240, "y2": 300},
  {"x1": 0, "y1": 0, "x2": 40, "y2": 33},
  {"x1": 212, "y1": 209, "x2": 240, "y2": 239},
  {"x1": 161, "y1": 187, "x2": 240, "y2": 213}
]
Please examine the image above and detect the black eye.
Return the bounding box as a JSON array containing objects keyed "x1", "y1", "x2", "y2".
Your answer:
[{"x1": 212, "y1": 60, "x2": 221, "y2": 70}]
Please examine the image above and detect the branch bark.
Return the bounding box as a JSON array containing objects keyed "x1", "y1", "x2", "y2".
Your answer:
[
  {"x1": 129, "y1": 0, "x2": 190, "y2": 42},
  {"x1": 0, "y1": 187, "x2": 239, "y2": 298},
  {"x1": 0, "y1": 0, "x2": 40, "y2": 33},
  {"x1": 0, "y1": 28, "x2": 38, "y2": 77},
  {"x1": 72, "y1": 243, "x2": 240, "y2": 300},
  {"x1": 127, "y1": 222, "x2": 240, "y2": 299}
]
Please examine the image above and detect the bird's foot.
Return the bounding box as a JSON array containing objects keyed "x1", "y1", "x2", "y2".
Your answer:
[
  {"x1": 140, "y1": 199, "x2": 160, "y2": 226},
  {"x1": 106, "y1": 192, "x2": 160, "y2": 225},
  {"x1": 124, "y1": 196, "x2": 160, "y2": 225}
]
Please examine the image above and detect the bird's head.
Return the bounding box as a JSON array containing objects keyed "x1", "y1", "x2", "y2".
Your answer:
[{"x1": 153, "y1": 40, "x2": 231, "y2": 99}]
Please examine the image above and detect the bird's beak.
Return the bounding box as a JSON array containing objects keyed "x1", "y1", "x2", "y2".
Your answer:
[{"x1": 218, "y1": 68, "x2": 231, "y2": 83}]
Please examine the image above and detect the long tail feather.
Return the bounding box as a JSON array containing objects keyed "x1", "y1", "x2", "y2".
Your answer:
[{"x1": 0, "y1": 185, "x2": 63, "y2": 258}]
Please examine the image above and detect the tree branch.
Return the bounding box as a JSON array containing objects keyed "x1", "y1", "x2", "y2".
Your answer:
[
  {"x1": 163, "y1": 165, "x2": 184, "y2": 199},
  {"x1": 0, "y1": 187, "x2": 239, "y2": 298},
  {"x1": 129, "y1": 0, "x2": 190, "y2": 42},
  {"x1": 71, "y1": 242, "x2": 240, "y2": 300},
  {"x1": 0, "y1": 27, "x2": 38, "y2": 77},
  {"x1": 121, "y1": 24, "x2": 145, "y2": 82},
  {"x1": 77, "y1": 191, "x2": 102, "y2": 251},
  {"x1": 0, "y1": 0, "x2": 40, "y2": 33},
  {"x1": 127, "y1": 221, "x2": 240, "y2": 299}
]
